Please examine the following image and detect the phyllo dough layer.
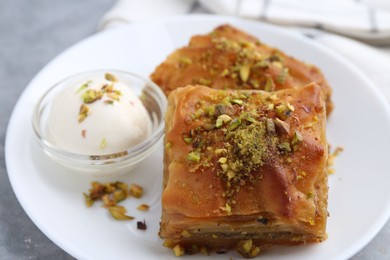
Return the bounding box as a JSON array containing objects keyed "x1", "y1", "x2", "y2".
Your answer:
[
  {"x1": 151, "y1": 24, "x2": 333, "y2": 115},
  {"x1": 160, "y1": 84, "x2": 328, "y2": 257}
]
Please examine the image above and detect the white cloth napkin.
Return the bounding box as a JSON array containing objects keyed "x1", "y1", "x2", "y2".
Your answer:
[
  {"x1": 199, "y1": 0, "x2": 390, "y2": 46},
  {"x1": 100, "y1": 0, "x2": 390, "y2": 101}
]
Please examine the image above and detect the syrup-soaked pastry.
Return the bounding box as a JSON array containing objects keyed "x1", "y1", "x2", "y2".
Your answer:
[
  {"x1": 151, "y1": 24, "x2": 333, "y2": 115},
  {"x1": 160, "y1": 84, "x2": 328, "y2": 257}
]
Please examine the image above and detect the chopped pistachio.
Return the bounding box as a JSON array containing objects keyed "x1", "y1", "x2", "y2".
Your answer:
[
  {"x1": 82, "y1": 89, "x2": 102, "y2": 103},
  {"x1": 218, "y1": 157, "x2": 227, "y2": 164},
  {"x1": 267, "y1": 103, "x2": 275, "y2": 110},
  {"x1": 215, "y1": 148, "x2": 226, "y2": 155},
  {"x1": 286, "y1": 102, "x2": 295, "y2": 112},
  {"x1": 205, "y1": 105, "x2": 215, "y2": 116},
  {"x1": 239, "y1": 112, "x2": 256, "y2": 123},
  {"x1": 228, "y1": 118, "x2": 242, "y2": 131},
  {"x1": 105, "y1": 72, "x2": 118, "y2": 82},
  {"x1": 277, "y1": 142, "x2": 292, "y2": 152},
  {"x1": 264, "y1": 77, "x2": 275, "y2": 91},
  {"x1": 108, "y1": 206, "x2": 134, "y2": 220},
  {"x1": 166, "y1": 142, "x2": 172, "y2": 149},
  {"x1": 239, "y1": 64, "x2": 251, "y2": 82},
  {"x1": 187, "y1": 151, "x2": 201, "y2": 163},
  {"x1": 179, "y1": 56, "x2": 192, "y2": 66},
  {"x1": 113, "y1": 190, "x2": 127, "y2": 203},
  {"x1": 292, "y1": 131, "x2": 303, "y2": 146},
  {"x1": 250, "y1": 79, "x2": 260, "y2": 88},
  {"x1": 129, "y1": 183, "x2": 143, "y2": 198},
  {"x1": 221, "y1": 68, "x2": 229, "y2": 77},
  {"x1": 275, "y1": 103, "x2": 293, "y2": 119},
  {"x1": 183, "y1": 137, "x2": 192, "y2": 143},
  {"x1": 107, "y1": 92, "x2": 121, "y2": 101},
  {"x1": 212, "y1": 234, "x2": 218, "y2": 239},
  {"x1": 266, "y1": 118, "x2": 275, "y2": 134},
  {"x1": 272, "y1": 61, "x2": 283, "y2": 69},
  {"x1": 102, "y1": 194, "x2": 115, "y2": 207},
  {"x1": 83, "y1": 193, "x2": 94, "y2": 207},
  {"x1": 197, "y1": 78, "x2": 212, "y2": 86},
  {"x1": 173, "y1": 244, "x2": 185, "y2": 257},
  {"x1": 218, "y1": 114, "x2": 232, "y2": 123},
  {"x1": 274, "y1": 118, "x2": 290, "y2": 134},
  {"x1": 270, "y1": 53, "x2": 283, "y2": 62},
  {"x1": 275, "y1": 104, "x2": 287, "y2": 116},
  {"x1": 76, "y1": 81, "x2": 91, "y2": 93},
  {"x1": 220, "y1": 203, "x2": 232, "y2": 214},
  {"x1": 101, "y1": 83, "x2": 114, "y2": 93},
  {"x1": 237, "y1": 239, "x2": 261, "y2": 258},
  {"x1": 276, "y1": 68, "x2": 289, "y2": 84},
  {"x1": 227, "y1": 170, "x2": 236, "y2": 180},
  {"x1": 78, "y1": 104, "x2": 90, "y2": 123},
  {"x1": 231, "y1": 99, "x2": 243, "y2": 105},
  {"x1": 100, "y1": 137, "x2": 107, "y2": 149},
  {"x1": 115, "y1": 182, "x2": 128, "y2": 195},
  {"x1": 104, "y1": 100, "x2": 114, "y2": 105},
  {"x1": 181, "y1": 230, "x2": 192, "y2": 238},
  {"x1": 241, "y1": 239, "x2": 253, "y2": 253},
  {"x1": 307, "y1": 192, "x2": 314, "y2": 199},
  {"x1": 297, "y1": 171, "x2": 307, "y2": 180},
  {"x1": 254, "y1": 60, "x2": 269, "y2": 68},
  {"x1": 137, "y1": 204, "x2": 150, "y2": 211},
  {"x1": 215, "y1": 118, "x2": 223, "y2": 128}
]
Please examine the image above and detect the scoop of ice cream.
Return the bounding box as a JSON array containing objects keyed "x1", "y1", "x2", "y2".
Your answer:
[{"x1": 46, "y1": 73, "x2": 152, "y2": 155}]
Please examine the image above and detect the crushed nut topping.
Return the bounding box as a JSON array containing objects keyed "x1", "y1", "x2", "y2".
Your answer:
[
  {"x1": 129, "y1": 183, "x2": 143, "y2": 198},
  {"x1": 77, "y1": 73, "x2": 123, "y2": 123},
  {"x1": 137, "y1": 204, "x2": 150, "y2": 211},
  {"x1": 108, "y1": 206, "x2": 134, "y2": 220},
  {"x1": 105, "y1": 72, "x2": 118, "y2": 82},
  {"x1": 83, "y1": 181, "x2": 147, "y2": 223},
  {"x1": 180, "y1": 90, "x2": 302, "y2": 211}
]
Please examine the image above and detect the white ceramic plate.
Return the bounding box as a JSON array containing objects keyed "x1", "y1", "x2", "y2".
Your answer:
[{"x1": 6, "y1": 15, "x2": 390, "y2": 260}]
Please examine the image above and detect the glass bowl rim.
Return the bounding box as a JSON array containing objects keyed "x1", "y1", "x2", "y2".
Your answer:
[{"x1": 31, "y1": 69, "x2": 167, "y2": 168}]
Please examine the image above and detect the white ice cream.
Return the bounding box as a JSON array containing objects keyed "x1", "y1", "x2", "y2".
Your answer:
[{"x1": 46, "y1": 74, "x2": 152, "y2": 155}]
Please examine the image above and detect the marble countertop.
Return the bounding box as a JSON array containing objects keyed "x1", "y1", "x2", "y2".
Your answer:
[{"x1": 0, "y1": 0, "x2": 389, "y2": 259}]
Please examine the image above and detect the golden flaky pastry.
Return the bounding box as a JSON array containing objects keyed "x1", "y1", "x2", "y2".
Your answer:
[
  {"x1": 151, "y1": 24, "x2": 333, "y2": 115},
  {"x1": 160, "y1": 84, "x2": 328, "y2": 257}
]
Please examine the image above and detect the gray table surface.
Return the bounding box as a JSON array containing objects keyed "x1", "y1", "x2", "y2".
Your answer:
[{"x1": 1, "y1": 0, "x2": 389, "y2": 259}]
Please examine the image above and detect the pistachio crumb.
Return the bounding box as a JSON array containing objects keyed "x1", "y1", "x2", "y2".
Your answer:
[
  {"x1": 100, "y1": 137, "x2": 107, "y2": 149},
  {"x1": 76, "y1": 81, "x2": 91, "y2": 93},
  {"x1": 82, "y1": 89, "x2": 103, "y2": 103},
  {"x1": 108, "y1": 206, "x2": 134, "y2": 221},
  {"x1": 130, "y1": 183, "x2": 143, "y2": 198},
  {"x1": 105, "y1": 72, "x2": 118, "y2": 82},
  {"x1": 187, "y1": 151, "x2": 201, "y2": 163},
  {"x1": 173, "y1": 244, "x2": 185, "y2": 257},
  {"x1": 78, "y1": 104, "x2": 90, "y2": 123},
  {"x1": 239, "y1": 64, "x2": 251, "y2": 82},
  {"x1": 181, "y1": 230, "x2": 192, "y2": 238},
  {"x1": 137, "y1": 204, "x2": 149, "y2": 211}
]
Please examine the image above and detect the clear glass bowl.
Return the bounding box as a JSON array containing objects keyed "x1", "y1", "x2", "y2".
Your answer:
[{"x1": 32, "y1": 70, "x2": 167, "y2": 175}]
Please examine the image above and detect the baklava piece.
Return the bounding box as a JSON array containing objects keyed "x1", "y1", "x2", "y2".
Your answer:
[
  {"x1": 150, "y1": 24, "x2": 333, "y2": 115},
  {"x1": 160, "y1": 84, "x2": 328, "y2": 257}
]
